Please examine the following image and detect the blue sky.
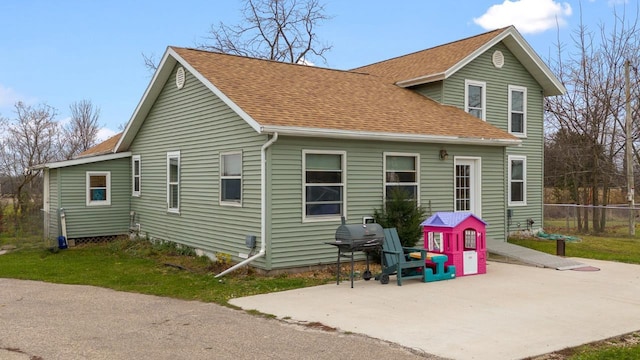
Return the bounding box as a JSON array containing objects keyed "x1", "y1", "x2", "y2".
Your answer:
[{"x1": 0, "y1": 0, "x2": 633, "y2": 140}]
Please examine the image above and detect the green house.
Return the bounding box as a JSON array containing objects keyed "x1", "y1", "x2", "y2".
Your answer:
[{"x1": 36, "y1": 26, "x2": 564, "y2": 273}]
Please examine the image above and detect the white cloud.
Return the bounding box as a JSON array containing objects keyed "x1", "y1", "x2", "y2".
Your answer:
[
  {"x1": 0, "y1": 84, "x2": 27, "y2": 107},
  {"x1": 96, "y1": 127, "x2": 118, "y2": 142},
  {"x1": 608, "y1": 0, "x2": 628, "y2": 6},
  {"x1": 473, "y1": 0, "x2": 572, "y2": 34}
]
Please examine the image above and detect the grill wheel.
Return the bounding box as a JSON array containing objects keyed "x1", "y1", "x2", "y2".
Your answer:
[
  {"x1": 363, "y1": 270, "x2": 372, "y2": 281},
  {"x1": 379, "y1": 274, "x2": 390, "y2": 284}
]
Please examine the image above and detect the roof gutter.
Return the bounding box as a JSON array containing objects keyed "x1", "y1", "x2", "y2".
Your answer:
[
  {"x1": 396, "y1": 72, "x2": 446, "y2": 88},
  {"x1": 260, "y1": 126, "x2": 520, "y2": 147},
  {"x1": 215, "y1": 132, "x2": 278, "y2": 278},
  {"x1": 30, "y1": 152, "x2": 133, "y2": 170}
]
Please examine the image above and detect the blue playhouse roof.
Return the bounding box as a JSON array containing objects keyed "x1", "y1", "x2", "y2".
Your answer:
[{"x1": 420, "y1": 212, "x2": 486, "y2": 228}]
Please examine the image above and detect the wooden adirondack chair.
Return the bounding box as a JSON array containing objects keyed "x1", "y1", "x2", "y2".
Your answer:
[{"x1": 379, "y1": 228, "x2": 428, "y2": 286}]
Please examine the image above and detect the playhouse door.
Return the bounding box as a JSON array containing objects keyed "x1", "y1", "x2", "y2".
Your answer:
[
  {"x1": 454, "y1": 158, "x2": 481, "y2": 217},
  {"x1": 463, "y1": 250, "x2": 478, "y2": 275}
]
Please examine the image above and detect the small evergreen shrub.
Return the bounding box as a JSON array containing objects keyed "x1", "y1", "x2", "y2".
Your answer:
[{"x1": 373, "y1": 188, "x2": 427, "y2": 248}]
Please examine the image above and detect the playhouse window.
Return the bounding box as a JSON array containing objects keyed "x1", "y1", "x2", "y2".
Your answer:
[
  {"x1": 303, "y1": 150, "x2": 346, "y2": 221},
  {"x1": 464, "y1": 229, "x2": 477, "y2": 250},
  {"x1": 384, "y1": 153, "x2": 419, "y2": 202},
  {"x1": 428, "y1": 232, "x2": 443, "y2": 252},
  {"x1": 86, "y1": 171, "x2": 111, "y2": 206}
]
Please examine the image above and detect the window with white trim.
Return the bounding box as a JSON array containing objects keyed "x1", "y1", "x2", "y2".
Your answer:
[
  {"x1": 508, "y1": 85, "x2": 527, "y2": 136},
  {"x1": 132, "y1": 155, "x2": 141, "y2": 197},
  {"x1": 465, "y1": 79, "x2": 486, "y2": 121},
  {"x1": 384, "y1": 153, "x2": 419, "y2": 201},
  {"x1": 86, "y1": 171, "x2": 111, "y2": 206},
  {"x1": 220, "y1": 152, "x2": 242, "y2": 205},
  {"x1": 303, "y1": 150, "x2": 345, "y2": 220},
  {"x1": 508, "y1": 155, "x2": 527, "y2": 206},
  {"x1": 167, "y1": 151, "x2": 180, "y2": 212}
]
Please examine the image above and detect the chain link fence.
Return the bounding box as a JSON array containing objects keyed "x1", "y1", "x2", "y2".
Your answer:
[
  {"x1": 0, "y1": 198, "x2": 45, "y2": 249},
  {"x1": 544, "y1": 204, "x2": 639, "y2": 234}
]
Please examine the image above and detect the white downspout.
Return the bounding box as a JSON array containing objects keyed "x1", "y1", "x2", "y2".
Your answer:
[{"x1": 215, "y1": 132, "x2": 278, "y2": 278}]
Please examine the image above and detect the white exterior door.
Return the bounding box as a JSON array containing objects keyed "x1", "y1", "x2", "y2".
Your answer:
[{"x1": 454, "y1": 158, "x2": 481, "y2": 217}]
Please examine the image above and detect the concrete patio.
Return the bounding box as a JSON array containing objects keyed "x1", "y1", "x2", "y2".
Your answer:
[{"x1": 230, "y1": 259, "x2": 640, "y2": 360}]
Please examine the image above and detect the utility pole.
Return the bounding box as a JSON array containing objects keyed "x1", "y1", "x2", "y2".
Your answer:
[{"x1": 625, "y1": 59, "x2": 635, "y2": 236}]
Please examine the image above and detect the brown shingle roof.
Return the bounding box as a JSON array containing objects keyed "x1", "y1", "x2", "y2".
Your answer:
[
  {"x1": 353, "y1": 27, "x2": 508, "y2": 83},
  {"x1": 172, "y1": 47, "x2": 515, "y2": 142},
  {"x1": 77, "y1": 132, "x2": 122, "y2": 158}
]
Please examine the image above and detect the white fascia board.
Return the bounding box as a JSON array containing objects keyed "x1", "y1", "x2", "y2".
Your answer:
[
  {"x1": 499, "y1": 30, "x2": 566, "y2": 96},
  {"x1": 259, "y1": 125, "x2": 521, "y2": 147},
  {"x1": 168, "y1": 49, "x2": 263, "y2": 134},
  {"x1": 449, "y1": 27, "x2": 565, "y2": 96},
  {"x1": 32, "y1": 152, "x2": 132, "y2": 170},
  {"x1": 396, "y1": 72, "x2": 445, "y2": 88},
  {"x1": 115, "y1": 49, "x2": 177, "y2": 153},
  {"x1": 397, "y1": 27, "x2": 565, "y2": 96},
  {"x1": 114, "y1": 47, "x2": 263, "y2": 154}
]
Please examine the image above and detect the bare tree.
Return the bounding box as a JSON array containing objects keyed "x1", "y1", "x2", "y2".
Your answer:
[
  {"x1": 144, "y1": 0, "x2": 331, "y2": 72},
  {"x1": 545, "y1": 4, "x2": 640, "y2": 232},
  {"x1": 205, "y1": 0, "x2": 331, "y2": 63},
  {"x1": 142, "y1": 52, "x2": 159, "y2": 72},
  {"x1": 0, "y1": 102, "x2": 60, "y2": 218},
  {"x1": 61, "y1": 99, "x2": 101, "y2": 160}
]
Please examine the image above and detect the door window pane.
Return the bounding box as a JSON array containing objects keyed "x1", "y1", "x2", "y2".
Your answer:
[{"x1": 455, "y1": 164, "x2": 471, "y2": 211}]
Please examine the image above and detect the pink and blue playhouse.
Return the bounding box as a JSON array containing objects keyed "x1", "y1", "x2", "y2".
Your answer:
[{"x1": 420, "y1": 212, "x2": 487, "y2": 277}]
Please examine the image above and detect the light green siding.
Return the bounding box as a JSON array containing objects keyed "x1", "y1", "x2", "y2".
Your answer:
[
  {"x1": 53, "y1": 158, "x2": 130, "y2": 239},
  {"x1": 268, "y1": 137, "x2": 506, "y2": 269},
  {"x1": 440, "y1": 42, "x2": 545, "y2": 233},
  {"x1": 415, "y1": 81, "x2": 443, "y2": 103},
  {"x1": 129, "y1": 64, "x2": 267, "y2": 267}
]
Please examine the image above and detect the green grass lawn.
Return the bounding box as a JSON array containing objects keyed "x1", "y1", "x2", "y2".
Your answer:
[
  {"x1": 509, "y1": 233, "x2": 640, "y2": 265},
  {"x1": 545, "y1": 332, "x2": 640, "y2": 360},
  {"x1": 0, "y1": 238, "x2": 331, "y2": 307}
]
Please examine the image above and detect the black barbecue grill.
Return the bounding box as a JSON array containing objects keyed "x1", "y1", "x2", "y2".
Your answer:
[{"x1": 326, "y1": 222, "x2": 384, "y2": 288}]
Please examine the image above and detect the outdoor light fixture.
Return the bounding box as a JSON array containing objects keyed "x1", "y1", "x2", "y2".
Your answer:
[{"x1": 439, "y1": 149, "x2": 449, "y2": 160}]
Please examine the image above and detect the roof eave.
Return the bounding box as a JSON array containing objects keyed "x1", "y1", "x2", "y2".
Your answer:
[
  {"x1": 394, "y1": 26, "x2": 566, "y2": 96},
  {"x1": 396, "y1": 73, "x2": 446, "y2": 88},
  {"x1": 260, "y1": 125, "x2": 521, "y2": 147},
  {"x1": 31, "y1": 152, "x2": 133, "y2": 170},
  {"x1": 115, "y1": 48, "x2": 178, "y2": 153},
  {"x1": 114, "y1": 47, "x2": 264, "y2": 153}
]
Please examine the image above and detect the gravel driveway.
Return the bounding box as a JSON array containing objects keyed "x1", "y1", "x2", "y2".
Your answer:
[{"x1": 0, "y1": 279, "x2": 439, "y2": 360}]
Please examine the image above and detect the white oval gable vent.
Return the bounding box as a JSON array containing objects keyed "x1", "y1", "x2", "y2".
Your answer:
[
  {"x1": 176, "y1": 66, "x2": 186, "y2": 89},
  {"x1": 492, "y1": 50, "x2": 504, "y2": 68}
]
